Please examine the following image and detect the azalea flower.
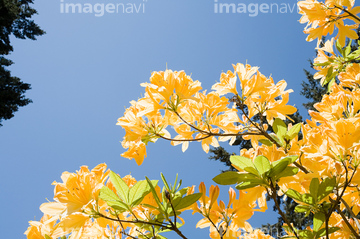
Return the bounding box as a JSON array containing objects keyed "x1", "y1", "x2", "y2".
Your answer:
[
  {"x1": 298, "y1": 0, "x2": 360, "y2": 46},
  {"x1": 39, "y1": 164, "x2": 109, "y2": 238}
]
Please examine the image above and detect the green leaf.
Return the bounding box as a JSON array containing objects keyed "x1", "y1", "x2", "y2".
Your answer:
[
  {"x1": 313, "y1": 61, "x2": 331, "y2": 67},
  {"x1": 259, "y1": 139, "x2": 273, "y2": 146},
  {"x1": 317, "y1": 227, "x2": 340, "y2": 237},
  {"x1": 286, "y1": 189, "x2": 302, "y2": 202},
  {"x1": 45, "y1": 235, "x2": 52, "y2": 239},
  {"x1": 317, "y1": 177, "x2": 335, "y2": 202},
  {"x1": 161, "y1": 173, "x2": 171, "y2": 191},
  {"x1": 129, "y1": 180, "x2": 158, "y2": 207},
  {"x1": 173, "y1": 193, "x2": 202, "y2": 211},
  {"x1": 159, "y1": 222, "x2": 183, "y2": 233},
  {"x1": 237, "y1": 173, "x2": 262, "y2": 182},
  {"x1": 142, "y1": 203, "x2": 158, "y2": 211},
  {"x1": 347, "y1": 49, "x2": 360, "y2": 59},
  {"x1": 322, "y1": 66, "x2": 333, "y2": 86},
  {"x1": 213, "y1": 171, "x2": 241, "y2": 185},
  {"x1": 173, "y1": 174, "x2": 180, "y2": 191},
  {"x1": 273, "y1": 118, "x2": 287, "y2": 141},
  {"x1": 283, "y1": 155, "x2": 299, "y2": 164},
  {"x1": 269, "y1": 155, "x2": 298, "y2": 178},
  {"x1": 313, "y1": 212, "x2": 325, "y2": 232},
  {"x1": 269, "y1": 133, "x2": 284, "y2": 147},
  {"x1": 106, "y1": 200, "x2": 129, "y2": 212},
  {"x1": 274, "y1": 166, "x2": 299, "y2": 181},
  {"x1": 109, "y1": 171, "x2": 129, "y2": 203},
  {"x1": 145, "y1": 177, "x2": 164, "y2": 212},
  {"x1": 298, "y1": 229, "x2": 314, "y2": 238},
  {"x1": 336, "y1": 39, "x2": 344, "y2": 56},
  {"x1": 309, "y1": 178, "x2": 319, "y2": 203},
  {"x1": 100, "y1": 186, "x2": 120, "y2": 202},
  {"x1": 302, "y1": 193, "x2": 315, "y2": 206},
  {"x1": 254, "y1": 155, "x2": 271, "y2": 176},
  {"x1": 153, "y1": 234, "x2": 167, "y2": 239},
  {"x1": 344, "y1": 40, "x2": 352, "y2": 56},
  {"x1": 272, "y1": 155, "x2": 298, "y2": 168},
  {"x1": 230, "y1": 155, "x2": 259, "y2": 175},
  {"x1": 236, "y1": 179, "x2": 264, "y2": 190},
  {"x1": 294, "y1": 205, "x2": 311, "y2": 214},
  {"x1": 285, "y1": 123, "x2": 301, "y2": 141},
  {"x1": 327, "y1": 78, "x2": 336, "y2": 92},
  {"x1": 99, "y1": 186, "x2": 128, "y2": 212},
  {"x1": 282, "y1": 225, "x2": 299, "y2": 238},
  {"x1": 268, "y1": 161, "x2": 288, "y2": 178},
  {"x1": 176, "y1": 188, "x2": 188, "y2": 198}
]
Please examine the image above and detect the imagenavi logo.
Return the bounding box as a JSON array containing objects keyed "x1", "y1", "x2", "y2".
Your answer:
[
  {"x1": 214, "y1": 0, "x2": 300, "y2": 17},
  {"x1": 60, "y1": 0, "x2": 147, "y2": 17}
]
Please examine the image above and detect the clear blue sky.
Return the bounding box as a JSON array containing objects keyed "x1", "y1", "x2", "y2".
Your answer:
[{"x1": 0, "y1": 0, "x2": 318, "y2": 238}]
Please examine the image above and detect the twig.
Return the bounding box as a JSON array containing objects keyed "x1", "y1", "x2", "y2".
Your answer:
[{"x1": 268, "y1": 182, "x2": 299, "y2": 239}]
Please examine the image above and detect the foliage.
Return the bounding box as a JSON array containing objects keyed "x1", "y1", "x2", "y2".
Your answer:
[
  {"x1": 0, "y1": 57, "x2": 31, "y2": 126},
  {"x1": 25, "y1": 1, "x2": 360, "y2": 239},
  {"x1": 0, "y1": 0, "x2": 44, "y2": 126}
]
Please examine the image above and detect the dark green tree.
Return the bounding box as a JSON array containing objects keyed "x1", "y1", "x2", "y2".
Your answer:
[{"x1": 0, "y1": 0, "x2": 44, "y2": 126}]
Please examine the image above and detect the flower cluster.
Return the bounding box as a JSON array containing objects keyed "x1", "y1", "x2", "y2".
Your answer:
[
  {"x1": 117, "y1": 64, "x2": 296, "y2": 166},
  {"x1": 26, "y1": 0, "x2": 360, "y2": 238},
  {"x1": 298, "y1": 0, "x2": 360, "y2": 46}
]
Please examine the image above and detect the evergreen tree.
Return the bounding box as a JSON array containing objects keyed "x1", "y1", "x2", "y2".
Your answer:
[{"x1": 0, "y1": 0, "x2": 44, "y2": 126}]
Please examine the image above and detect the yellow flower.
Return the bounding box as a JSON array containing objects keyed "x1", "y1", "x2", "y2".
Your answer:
[
  {"x1": 212, "y1": 70, "x2": 238, "y2": 96},
  {"x1": 246, "y1": 79, "x2": 296, "y2": 124},
  {"x1": 326, "y1": 118, "x2": 360, "y2": 156},
  {"x1": 50, "y1": 213, "x2": 89, "y2": 239},
  {"x1": 263, "y1": 93, "x2": 297, "y2": 124},
  {"x1": 141, "y1": 69, "x2": 202, "y2": 110},
  {"x1": 171, "y1": 124, "x2": 194, "y2": 152},
  {"x1": 329, "y1": 212, "x2": 358, "y2": 239},
  {"x1": 339, "y1": 63, "x2": 360, "y2": 89},
  {"x1": 117, "y1": 101, "x2": 148, "y2": 142},
  {"x1": 40, "y1": 164, "x2": 109, "y2": 238},
  {"x1": 25, "y1": 215, "x2": 55, "y2": 239},
  {"x1": 298, "y1": 0, "x2": 360, "y2": 46},
  {"x1": 194, "y1": 182, "x2": 221, "y2": 227},
  {"x1": 80, "y1": 220, "x2": 110, "y2": 239},
  {"x1": 336, "y1": 21, "x2": 359, "y2": 46},
  {"x1": 121, "y1": 138, "x2": 147, "y2": 165},
  {"x1": 209, "y1": 222, "x2": 242, "y2": 239},
  {"x1": 233, "y1": 63, "x2": 261, "y2": 98},
  {"x1": 194, "y1": 184, "x2": 259, "y2": 237}
]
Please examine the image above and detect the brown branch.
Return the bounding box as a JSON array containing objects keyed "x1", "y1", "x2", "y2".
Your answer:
[
  {"x1": 330, "y1": 198, "x2": 360, "y2": 239},
  {"x1": 268, "y1": 183, "x2": 299, "y2": 238},
  {"x1": 326, "y1": 165, "x2": 360, "y2": 238},
  {"x1": 208, "y1": 217, "x2": 224, "y2": 239},
  {"x1": 340, "y1": 198, "x2": 360, "y2": 230},
  {"x1": 115, "y1": 213, "x2": 139, "y2": 239},
  {"x1": 333, "y1": 5, "x2": 360, "y2": 23},
  {"x1": 98, "y1": 213, "x2": 168, "y2": 228}
]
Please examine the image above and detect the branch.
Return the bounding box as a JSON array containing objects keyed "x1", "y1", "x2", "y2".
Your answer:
[
  {"x1": 340, "y1": 198, "x2": 360, "y2": 230},
  {"x1": 326, "y1": 165, "x2": 360, "y2": 238},
  {"x1": 333, "y1": 5, "x2": 360, "y2": 23},
  {"x1": 98, "y1": 213, "x2": 168, "y2": 228},
  {"x1": 330, "y1": 198, "x2": 360, "y2": 239},
  {"x1": 268, "y1": 182, "x2": 299, "y2": 239}
]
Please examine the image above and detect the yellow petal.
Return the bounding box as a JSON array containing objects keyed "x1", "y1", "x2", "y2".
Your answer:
[{"x1": 40, "y1": 202, "x2": 66, "y2": 216}]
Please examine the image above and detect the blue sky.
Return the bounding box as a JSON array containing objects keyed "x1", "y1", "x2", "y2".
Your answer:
[{"x1": 0, "y1": 0, "x2": 318, "y2": 238}]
